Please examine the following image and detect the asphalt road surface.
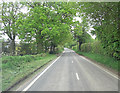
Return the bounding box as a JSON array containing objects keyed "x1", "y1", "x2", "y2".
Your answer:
[{"x1": 20, "y1": 48, "x2": 118, "y2": 91}]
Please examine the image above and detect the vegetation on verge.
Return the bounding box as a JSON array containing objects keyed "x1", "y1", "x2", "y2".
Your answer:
[
  {"x1": 2, "y1": 53, "x2": 57, "y2": 91},
  {"x1": 74, "y1": 49, "x2": 119, "y2": 72},
  {"x1": 72, "y1": 40, "x2": 119, "y2": 72}
]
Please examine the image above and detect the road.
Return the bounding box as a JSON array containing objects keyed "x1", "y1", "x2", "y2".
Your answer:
[{"x1": 20, "y1": 48, "x2": 118, "y2": 91}]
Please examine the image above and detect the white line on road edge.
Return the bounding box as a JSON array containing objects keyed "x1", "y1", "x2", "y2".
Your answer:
[
  {"x1": 76, "y1": 73, "x2": 79, "y2": 80},
  {"x1": 23, "y1": 56, "x2": 61, "y2": 91},
  {"x1": 79, "y1": 55, "x2": 119, "y2": 80}
]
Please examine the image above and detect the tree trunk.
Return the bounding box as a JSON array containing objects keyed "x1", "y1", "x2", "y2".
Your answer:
[
  {"x1": 53, "y1": 45, "x2": 56, "y2": 53},
  {"x1": 50, "y1": 42, "x2": 54, "y2": 54},
  {"x1": 36, "y1": 34, "x2": 44, "y2": 54},
  {"x1": 50, "y1": 45, "x2": 53, "y2": 54},
  {"x1": 37, "y1": 42, "x2": 43, "y2": 54},
  {"x1": 78, "y1": 39, "x2": 82, "y2": 50},
  {"x1": 10, "y1": 39, "x2": 15, "y2": 55},
  {"x1": 44, "y1": 41, "x2": 48, "y2": 52}
]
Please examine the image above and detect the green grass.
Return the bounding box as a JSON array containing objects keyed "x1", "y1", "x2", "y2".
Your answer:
[
  {"x1": 73, "y1": 49, "x2": 119, "y2": 72},
  {"x1": 2, "y1": 53, "x2": 57, "y2": 91}
]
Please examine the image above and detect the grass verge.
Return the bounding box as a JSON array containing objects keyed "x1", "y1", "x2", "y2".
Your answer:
[
  {"x1": 74, "y1": 49, "x2": 119, "y2": 72},
  {"x1": 2, "y1": 53, "x2": 57, "y2": 91}
]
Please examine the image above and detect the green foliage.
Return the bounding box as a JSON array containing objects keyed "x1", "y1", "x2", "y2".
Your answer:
[
  {"x1": 2, "y1": 2, "x2": 24, "y2": 55},
  {"x1": 80, "y1": 2, "x2": 120, "y2": 59},
  {"x1": 2, "y1": 2, "x2": 119, "y2": 59},
  {"x1": 55, "y1": 45, "x2": 64, "y2": 54},
  {"x1": 72, "y1": 45, "x2": 78, "y2": 51},
  {"x1": 81, "y1": 41, "x2": 105, "y2": 55},
  {"x1": 2, "y1": 54, "x2": 57, "y2": 91},
  {"x1": 2, "y1": 55, "x2": 40, "y2": 69},
  {"x1": 72, "y1": 17, "x2": 92, "y2": 50},
  {"x1": 18, "y1": 42, "x2": 38, "y2": 55},
  {"x1": 75, "y1": 51, "x2": 119, "y2": 72},
  {"x1": 81, "y1": 43, "x2": 92, "y2": 52},
  {"x1": 17, "y1": 2, "x2": 76, "y2": 53}
]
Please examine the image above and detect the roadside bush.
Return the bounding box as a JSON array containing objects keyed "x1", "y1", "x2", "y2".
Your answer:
[
  {"x1": 2, "y1": 53, "x2": 46, "y2": 69},
  {"x1": 91, "y1": 41, "x2": 105, "y2": 54},
  {"x1": 55, "y1": 45, "x2": 64, "y2": 54},
  {"x1": 81, "y1": 43, "x2": 92, "y2": 52},
  {"x1": 72, "y1": 45, "x2": 78, "y2": 51},
  {"x1": 80, "y1": 40, "x2": 120, "y2": 60},
  {"x1": 81, "y1": 41, "x2": 105, "y2": 55}
]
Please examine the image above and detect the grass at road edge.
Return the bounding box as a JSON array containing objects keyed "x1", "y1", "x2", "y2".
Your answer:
[
  {"x1": 73, "y1": 49, "x2": 119, "y2": 72},
  {"x1": 2, "y1": 53, "x2": 57, "y2": 91}
]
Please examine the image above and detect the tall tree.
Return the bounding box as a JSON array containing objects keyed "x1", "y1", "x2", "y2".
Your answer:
[
  {"x1": 73, "y1": 17, "x2": 91, "y2": 50},
  {"x1": 2, "y1": 2, "x2": 23, "y2": 55},
  {"x1": 18, "y1": 2, "x2": 76, "y2": 54}
]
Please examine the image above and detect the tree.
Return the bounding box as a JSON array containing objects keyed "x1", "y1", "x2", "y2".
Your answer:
[
  {"x1": 79, "y1": 2, "x2": 120, "y2": 59},
  {"x1": 72, "y1": 17, "x2": 91, "y2": 50},
  {"x1": 18, "y1": 2, "x2": 76, "y2": 54},
  {"x1": 2, "y1": 2, "x2": 23, "y2": 55}
]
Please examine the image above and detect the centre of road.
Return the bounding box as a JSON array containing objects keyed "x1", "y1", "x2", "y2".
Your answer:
[{"x1": 76, "y1": 73, "x2": 80, "y2": 80}]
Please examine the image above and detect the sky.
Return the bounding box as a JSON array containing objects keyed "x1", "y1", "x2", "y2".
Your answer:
[{"x1": 72, "y1": 17, "x2": 96, "y2": 39}]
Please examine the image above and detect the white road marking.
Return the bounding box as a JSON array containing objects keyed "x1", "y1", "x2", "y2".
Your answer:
[
  {"x1": 23, "y1": 56, "x2": 61, "y2": 91},
  {"x1": 79, "y1": 55, "x2": 119, "y2": 80},
  {"x1": 76, "y1": 73, "x2": 79, "y2": 80},
  {"x1": 72, "y1": 61, "x2": 73, "y2": 63}
]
